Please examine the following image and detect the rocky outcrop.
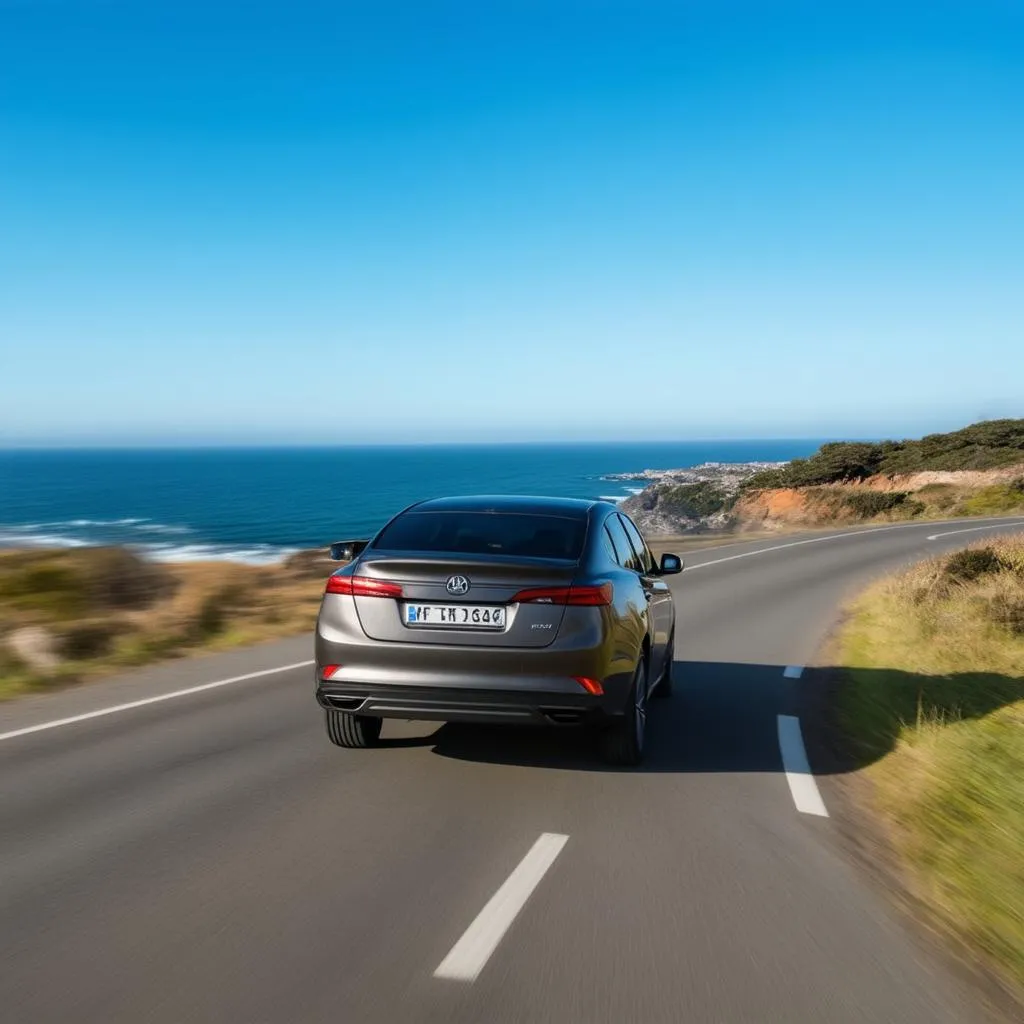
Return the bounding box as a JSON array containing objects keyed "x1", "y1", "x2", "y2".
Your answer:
[
  {"x1": 618, "y1": 462, "x2": 1024, "y2": 535},
  {"x1": 617, "y1": 462, "x2": 786, "y2": 535}
]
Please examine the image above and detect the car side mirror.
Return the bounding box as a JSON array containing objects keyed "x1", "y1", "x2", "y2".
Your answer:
[
  {"x1": 659, "y1": 553, "x2": 683, "y2": 575},
  {"x1": 329, "y1": 539, "x2": 369, "y2": 562}
]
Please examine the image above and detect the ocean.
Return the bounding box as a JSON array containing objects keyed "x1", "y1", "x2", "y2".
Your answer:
[{"x1": 0, "y1": 441, "x2": 822, "y2": 564}]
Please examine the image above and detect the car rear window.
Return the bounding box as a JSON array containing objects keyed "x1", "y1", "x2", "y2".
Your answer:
[{"x1": 373, "y1": 511, "x2": 587, "y2": 560}]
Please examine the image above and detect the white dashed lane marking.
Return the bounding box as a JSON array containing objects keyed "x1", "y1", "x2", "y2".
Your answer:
[
  {"x1": 777, "y1": 715, "x2": 829, "y2": 817},
  {"x1": 435, "y1": 832, "x2": 569, "y2": 982}
]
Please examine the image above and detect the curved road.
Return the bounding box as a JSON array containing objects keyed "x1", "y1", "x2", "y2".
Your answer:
[{"x1": 2, "y1": 516, "x2": 1023, "y2": 1023}]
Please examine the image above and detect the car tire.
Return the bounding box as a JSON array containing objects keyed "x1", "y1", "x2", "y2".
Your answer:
[
  {"x1": 600, "y1": 659, "x2": 647, "y2": 767},
  {"x1": 325, "y1": 709, "x2": 383, "y2": 748},
  {"x1": 653, "y1": 632, "x2": 674, "y2": 699}
]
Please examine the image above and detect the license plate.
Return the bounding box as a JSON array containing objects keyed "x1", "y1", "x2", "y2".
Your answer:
[{"x1": 403, "y1": 603, "x2": 506, "y2": 629}]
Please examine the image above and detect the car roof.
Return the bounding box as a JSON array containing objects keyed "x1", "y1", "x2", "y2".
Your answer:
[{"x1": 409, "y1": 495, "x2": 613, "y2": 519}]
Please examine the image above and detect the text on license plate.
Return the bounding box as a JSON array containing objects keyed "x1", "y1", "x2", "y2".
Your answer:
[{"x1": 403, "y1": 603, "x2": 506, "y2": 628}]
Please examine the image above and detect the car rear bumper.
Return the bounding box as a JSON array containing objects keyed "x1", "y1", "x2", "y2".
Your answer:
[{"x1": 315, "y1": 681, "x2": 617, "y2": 726}]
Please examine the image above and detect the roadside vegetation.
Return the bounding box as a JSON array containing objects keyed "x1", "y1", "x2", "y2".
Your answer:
[
  {"x1": 836, "y1": 535, "x2": 1024, "y2": 992},
  {"x1": 0, "y1": 547, "x2": 331, "y2": 700},
  {"x1": 633, "y1": 481, "x2": 731, "y2": 520},
  {"x1": 743, "y1": 418, "x2": 1024, "y2": 490},
  {"x1": 626, "y1": 421, "x2": 1024, "y2": 536},
  {"x1": 0, "y1": 530, "x2": 758, "y2": 700}
]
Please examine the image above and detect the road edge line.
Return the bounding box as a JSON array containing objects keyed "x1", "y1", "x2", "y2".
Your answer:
[
  {"x1": 683, "y1": 516, "x2": 1024, "y2": 573},
  {"x1": 0, "y1": 660, "x2": 315, "y2": 743}
]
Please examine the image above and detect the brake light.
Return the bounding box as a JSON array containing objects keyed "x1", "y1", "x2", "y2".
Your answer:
[
  {"x1": 325, "y1": 575, "x2": 403, "y2": 598},
  {"x1": 511, "y1": 583, "x2": 612, "y2": 606},
  {"x1": 574, "y1": 676, "x2": 604, "y2": 695}
]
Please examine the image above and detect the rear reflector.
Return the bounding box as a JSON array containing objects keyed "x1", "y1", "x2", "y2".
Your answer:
[
  {"x1": 574, "y1": 676, "x2": 604, "y2": 695},
  {"x1": 511, "y1": 583, "x2": 612, "y2": 606},
  {"x1": 322, "y1": 664, "x2": 342, "y2": 679},
  {"x1": 325, "y1": 575, "x2": 403, "y2": 598}
]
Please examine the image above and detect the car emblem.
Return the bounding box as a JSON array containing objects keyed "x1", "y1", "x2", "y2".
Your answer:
[{"x1": 446, "y1": 574, "x2": 470, "y2": 596}]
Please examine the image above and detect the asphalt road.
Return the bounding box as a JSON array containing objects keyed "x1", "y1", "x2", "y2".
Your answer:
[{"x1": 2, "y1": 515, "x2": 1023, "y2": 1023}]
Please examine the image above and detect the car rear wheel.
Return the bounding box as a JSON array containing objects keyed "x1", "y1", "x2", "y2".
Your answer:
[
  {"x1": 600, "y1": 659, "x2": 647, "y2": 766},
  {"x1": 325, "y1": 709, "x2": 383, "y2": 748},
  {"x1": 653, "y1": 632, "x2": 674, "y2": 699}
]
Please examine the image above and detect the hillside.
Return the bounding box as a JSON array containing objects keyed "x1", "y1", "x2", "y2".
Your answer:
[
  {"x1": 623, "y1": 420, "x2": 1024, "y2": 535},
  {"x1": 743, "y1": 419, "x2": 1024, "y2": 490}
]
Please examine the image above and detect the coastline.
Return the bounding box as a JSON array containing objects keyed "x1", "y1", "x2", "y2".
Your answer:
[
  {"x1": 0, "y1": 441, "x2": 824, "y2": 564},
  {"x1": 0, "y1": 459, "x2": 784, "y2": 565}
]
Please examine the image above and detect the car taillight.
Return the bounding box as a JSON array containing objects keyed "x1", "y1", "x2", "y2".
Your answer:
[
  {"x1": 574, "y1": 676, "x2": 604, "y2": 695},
  {"x1": 511, "y1": 583, "x2": 612, "y2": 606},
  {"x1": 325, "y1": 575, "x2": 403, "y2": 598}
]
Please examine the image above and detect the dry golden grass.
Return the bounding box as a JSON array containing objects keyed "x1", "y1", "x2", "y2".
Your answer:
[
  {"x1": 0, "y1": 548, "x2": 332, "y2": 699},
  {"x1": 838, "y1": 534, "x2": 1024, "y2": 991}
]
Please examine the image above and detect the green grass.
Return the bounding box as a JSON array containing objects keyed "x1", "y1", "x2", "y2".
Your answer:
[
  {"x1": 837, "y1": 536, "x2": 1024, "y2": 991},
  {"x1": 960, "y1": 480, "x2": 1024, "y2": 516}
]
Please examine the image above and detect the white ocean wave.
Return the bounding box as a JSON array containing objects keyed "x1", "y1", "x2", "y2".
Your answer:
[
  {"x1": 0, "y1": 531, "x2": 91, "y2": 549},
  {"x1": 0, "y1": 518, "x2": 290, "y2": 565},
  {"x1": 140, "y1": 543, "x2": 298, "y2": 566},
  {"x1": 6, "y1": 518, "x2": 189, "y2": 535}
]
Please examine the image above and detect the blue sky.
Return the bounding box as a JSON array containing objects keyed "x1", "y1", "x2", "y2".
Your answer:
[{"x1": 2, "y1": 1, "x2": 1022, "y2": 445}]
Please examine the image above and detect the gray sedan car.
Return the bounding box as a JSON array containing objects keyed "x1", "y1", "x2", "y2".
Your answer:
[{"x1": 314, "y1": 495, "x2": 681, "y2": 764}]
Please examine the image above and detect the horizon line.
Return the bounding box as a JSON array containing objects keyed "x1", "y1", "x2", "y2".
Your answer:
[{"x1": 0, "y1": 435, "x2": 870, "y2": 453}]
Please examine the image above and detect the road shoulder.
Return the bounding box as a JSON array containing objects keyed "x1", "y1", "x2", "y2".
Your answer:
[{"x1": 802, "y1": 629, "x2": 1024, "y2": 1024}]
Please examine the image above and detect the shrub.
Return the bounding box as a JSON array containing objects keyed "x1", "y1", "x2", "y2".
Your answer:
[
  {"x1": 944, "y1": 547, "x2": 1003, "y2": 582},
  {"x1": 915, "y1": 483, "x2": 959, "y2": 511},
  {"x1": 841, "y1": 491, "x2": 911, "y2": 518},
  {"x1": 744, "y1": 442, "x2": 887, "y2": 490},
  {"x1": 654, "y1": 482, "x2": 728, "y2": 518},
  {"x1": 190, "y1": 584, "x2": 246, "y2": 641},
  {"x1": 739, "y1": 467, "x2": 791, "y2": 490},
  {"x1": 0, "y1": 563, "x2": 85, "y2": 620},
  {"x1": 80, "y1": 548, "x2": 171, "y2": 610},
  {"x1": 58, "y1": 619, "x2": 125, "y2": 660}
]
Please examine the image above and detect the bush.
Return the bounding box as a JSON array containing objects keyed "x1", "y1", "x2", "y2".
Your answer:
[
  {"x1": 0, "y1": 548, "x2": 172, "y2": 622},
  {"x1": 841, "y1": 491, "x2": 911, "y2": 518},
  {"x1": 190, "y1": 585, "x2": 246, "y2": 641},
  {"x1": 0, "y1": 563, "x2": 85, "y2": 620},
  {"x1": 915, "y1": 483, "x2": 959, "y2": 511},
  {"x1": 655, "y1": 482, "x2": 728, "y2": 518},
  {"x1": 744, "y1": 442, "x2": 887, "y2": 490},
  {"x1": 58, "y1": 619, "x2": 125, "y2": 660},
  {"x1": 80, "y1": 548, "x2": 171, "y2": 610},
  {"x1": 944, "y1": 547, "x2": 1003, "y2": 582}
]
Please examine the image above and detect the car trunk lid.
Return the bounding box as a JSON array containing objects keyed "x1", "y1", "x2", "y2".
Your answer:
[{"x1": 351, "y1": 553, "x2": 578, "y2": 648}]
